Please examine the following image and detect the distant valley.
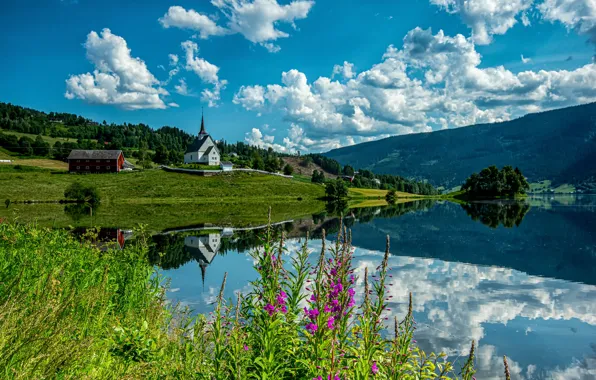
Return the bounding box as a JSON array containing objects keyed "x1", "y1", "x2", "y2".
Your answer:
[{"x1": 325, "y1": 102, "x2": 596, "y2": 192}]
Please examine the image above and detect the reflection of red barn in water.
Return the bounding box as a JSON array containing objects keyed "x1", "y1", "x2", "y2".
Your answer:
[{"x1": 72, "y1": 227, "x2": 128, "y2": 251}]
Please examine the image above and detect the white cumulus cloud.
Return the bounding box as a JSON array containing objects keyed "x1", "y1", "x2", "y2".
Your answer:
[
  {"x1": 429, "y1": 0, "x2": 534, "y2": 45},
  {"x1": 174, "y1": 78, "x2": 190, "y2": 96},
  {"x1": 538, "y1": 0, "x2": 596, "y2": 49},
  {"x1": 179, "y1": 40, "x2": 228, "y2": 107},
  {"x1": 159, "y1": 5, "x2": 231, "y2": 39},
  {"x1": 65, "y1": 28, "x2": 169, "y2": 110},
  {"x1": 233, "y1": 26, "x2": 596, "y2": 152},
  {"x1": 159, "y1": 0, "x2": 314, "y2": 52},
  {"x1": 332, "y1": 61, "x2": 355, "y2": 79}
]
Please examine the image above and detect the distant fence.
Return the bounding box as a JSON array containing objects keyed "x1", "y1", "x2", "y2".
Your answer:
[{"x1": 162, "y1": 166, "x2": 293, "y2": 179}]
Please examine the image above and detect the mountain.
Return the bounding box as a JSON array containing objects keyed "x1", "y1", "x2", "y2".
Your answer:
[{"x1": 325, "y1": 102, "x2": 596, "y2": 190}]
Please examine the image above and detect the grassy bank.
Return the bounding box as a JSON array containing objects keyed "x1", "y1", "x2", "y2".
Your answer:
[
  {"x1": 0, "y1": 223, "x2": 479, "y2": 379},
  {"x1": 0, "y1": 168, "x2": 325, "y2": 204},
  {"x1": 0, "y1": 200, "x2": 325, "y2": 231},
  {"x1": 348, "y1": 188, "x2": 425, "y2": 199}
]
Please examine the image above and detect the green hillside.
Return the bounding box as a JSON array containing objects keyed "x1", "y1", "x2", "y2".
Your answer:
[
  {"x1": 0, "y1": 169, "x2": 325, "y2": 204},
  {"x1": 325, "y1": 102, "x2": 596, "y2": 191}
]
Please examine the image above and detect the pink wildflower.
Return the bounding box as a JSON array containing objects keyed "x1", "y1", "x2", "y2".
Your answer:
[{"x1": 371, "y1": 361, "x2": 379, "y2": 375}]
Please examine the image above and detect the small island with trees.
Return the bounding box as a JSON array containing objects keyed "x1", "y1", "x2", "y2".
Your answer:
[{"x1": 460, "y1": 165, "x2": 530, "y2": 199}]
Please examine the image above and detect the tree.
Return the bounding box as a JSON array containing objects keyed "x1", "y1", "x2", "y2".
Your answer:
[
  {"x1": 64, "y1": 182, "x2": 101, "y2": 204},
  {"x1": 311, "y1": 170, "x2": 325, "y2": 184},
  {"x1": 283, "y1": 164, "x2": 294, "y2": 176},
  {"x1": 265, "y1": 155, "x2": 279, "y2": 173},
  {"x1": 300, "y1": 156, "x2": 313, "y2": 167},
  {"x1": 325, "y1": 178, "x2": 348, "y2": 200},
  {"x1": 343, "y1": 165, "x2": 355, "y2": 176},
  {"x1": 462, "y1": 165, "x2": 529, "y2": 197},
  {"x1": 32, "y1": 135, "x2": 50, "y2": 156},
  {"x1": 18, "y1": 137, "x2": 33, "y2": 155},
  {"x1": 153, "y1": 145, "x2": 170, "y2": 165},
  {"x1": 251, "y1": 152, "x2": 265, "y2": 170},
  {"x1": 385, "y1": 189, "x2": 397, "y2": 204}
]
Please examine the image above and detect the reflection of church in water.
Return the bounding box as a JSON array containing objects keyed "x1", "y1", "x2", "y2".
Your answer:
[{"x1": 184, "y1": 229, "x2": 233, "y2": 287}]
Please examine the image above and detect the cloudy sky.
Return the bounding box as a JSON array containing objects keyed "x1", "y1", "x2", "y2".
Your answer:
[{"x1": 1, "y1": 0, "x2": 595, "y2": 152}]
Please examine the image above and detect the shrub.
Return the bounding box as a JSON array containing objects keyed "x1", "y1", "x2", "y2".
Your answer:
[
  {"x1": 283, "y1": 164, "x2": 294, "y2": 176},
  {"x1": 385, "y1": 189, "x2": 397, "y2": 204},
  {"x1": 64, "y1": 182, "x2": 101, "y2": 204}
]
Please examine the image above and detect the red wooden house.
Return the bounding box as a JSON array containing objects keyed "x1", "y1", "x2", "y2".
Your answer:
[{"x1": 67, "y1": 150, "x2": 125, "y2": 173}]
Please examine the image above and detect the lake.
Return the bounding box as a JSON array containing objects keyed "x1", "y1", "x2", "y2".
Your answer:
[{"x1": 7, "y1": 196, "x2": 596, "y2": 379}]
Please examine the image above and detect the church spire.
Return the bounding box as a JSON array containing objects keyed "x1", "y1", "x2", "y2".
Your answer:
[
  {"x1": 200, "y1": 261, "x2": 207, "y2": 292},
  {"x1": 199, "y1": 107, "x2": 207, "y2": 135}
]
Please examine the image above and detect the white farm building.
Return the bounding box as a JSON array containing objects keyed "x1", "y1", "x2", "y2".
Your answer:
[{"x1": 184, "y1": 113, "x2": 220, "y2": 165}]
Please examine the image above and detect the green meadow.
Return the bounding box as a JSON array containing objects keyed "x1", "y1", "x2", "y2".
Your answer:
[{"x1": 0, "y1": 168, "x2": 325, "y2": 204}]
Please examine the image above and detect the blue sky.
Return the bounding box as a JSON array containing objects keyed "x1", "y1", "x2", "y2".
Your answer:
[{"x1": 1, "y1": 0, "x2": 595, "y2": 152}]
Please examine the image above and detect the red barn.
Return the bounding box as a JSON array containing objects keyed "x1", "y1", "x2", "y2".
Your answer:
[{"x1": 67, "y1": 150, "x2": 125, "y2": 173}]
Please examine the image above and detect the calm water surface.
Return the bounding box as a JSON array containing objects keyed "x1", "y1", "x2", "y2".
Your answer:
[{"x1": 153, "y1": 197, "x2": 596, "y2": 380}]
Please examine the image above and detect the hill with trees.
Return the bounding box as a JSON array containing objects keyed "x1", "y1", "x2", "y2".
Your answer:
[
  {"x1": 0, "y1": 102, "x2": 439, "y2": 195},
  {"x1": 461, "y1": 165, "x2": 530, "y2": 198},
  {"x1": 324, "y1": 102, "x2": 596, "y2": 192}
]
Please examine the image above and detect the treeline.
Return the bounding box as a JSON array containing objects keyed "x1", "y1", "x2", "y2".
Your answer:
[
  {"x1": 0, "y1": 102, "x2": 193, "y2": 154},
  {"x1": 0, "y1": 102, "x2": 438, "y2": 191},
  {"x1": 0, "y1": 103, "x2": 295, "y2": 170},
  {"x1": 302, "y1": 154, "x2": 439, "y2": 195}
]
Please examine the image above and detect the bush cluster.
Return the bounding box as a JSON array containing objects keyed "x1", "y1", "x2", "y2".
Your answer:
[{"x1": 63, "y1": 182, "x2": 101, "y2": 204}]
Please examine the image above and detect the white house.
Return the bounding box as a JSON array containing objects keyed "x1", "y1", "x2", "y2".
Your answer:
[
  {"x1": 220, "y1": 161, "x2": 233, "y2": 172},
  {"x1": 184, "y1": 113, "x2": 220, "y2": 165}
]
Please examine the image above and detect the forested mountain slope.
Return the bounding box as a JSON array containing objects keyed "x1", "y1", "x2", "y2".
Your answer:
[{"x1": 325, "y1": 102, "x2": 596, "y2": 189}]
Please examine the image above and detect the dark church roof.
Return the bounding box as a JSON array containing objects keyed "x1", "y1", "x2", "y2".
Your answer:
[
  {"x1": 184, "y1": 110, "x2": 220, "y2": 155},
  {"x1": 185, "y1": 135, "x2": 210, "y2": 154},
  {"x1": 67, "y1": 150, "x2": 122, "y2": 160}
]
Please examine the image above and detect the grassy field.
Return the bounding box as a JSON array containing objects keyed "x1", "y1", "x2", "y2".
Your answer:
[
  {"x1": 0, "y1": 128, "x2": 96, "y2": 144},
  {"x1": 0, "y1": 200, "x2": 325, "y2": 231},
  {"x1": 348, "y1": 197, "x2": 425, "y2": 208},
  {"x1": 348, "y1": 187, "x2": 422, "y2": 199},
  {"x1": 1, "y1": 158, "x2": 68, "y2": 170},
  {"x1": 0, "y1": 150, "x2": 12, "y2": 160},
  {"x1": 529, "y1": 180, "x2": 576, "y2": 193},
  {"x1": 0, "y1": 169, "x2": 325, "y2": 204}
]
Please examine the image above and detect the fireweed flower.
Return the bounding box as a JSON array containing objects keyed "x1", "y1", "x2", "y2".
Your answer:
[
  {"x1": 327, "y1": 316, "x2": 335, "y2": 330},
  {"x1": 306, "y1": 322, "x2": 318, "y2": 334},
  {"x1": 264, "y1": 303, "x2": 275, "y2": 316},
  {"x1": 304, "y1": 307, "x2": 319, "y2": 320},
  {"x1": 371, "y1": 361, "x2": 379, "y2": 375}
]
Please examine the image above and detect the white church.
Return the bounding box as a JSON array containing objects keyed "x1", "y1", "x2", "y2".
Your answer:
[
  {"x1": 184, "y1": 112, "x2": 221, "y2": 165},
  {"x1": 184, "y1": 233, "x2": 222, "y2": 288}
]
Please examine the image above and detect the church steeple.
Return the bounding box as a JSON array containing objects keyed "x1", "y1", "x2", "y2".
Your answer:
[
  {"x1": 200, "y1": 261, "x2": 207, "y2": 291},
  {"x1": 199, "y1": 108, "x2": 207, "y2": 135}
]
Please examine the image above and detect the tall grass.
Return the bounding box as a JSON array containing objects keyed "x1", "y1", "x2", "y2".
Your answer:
[{"x1": 0, "y1": 220, "x2": 483, "y2": 379}]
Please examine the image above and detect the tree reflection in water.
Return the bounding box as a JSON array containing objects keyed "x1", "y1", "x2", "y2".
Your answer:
[{"x1": 461, "y1": 201, "x2": 530, "y2": 228}]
